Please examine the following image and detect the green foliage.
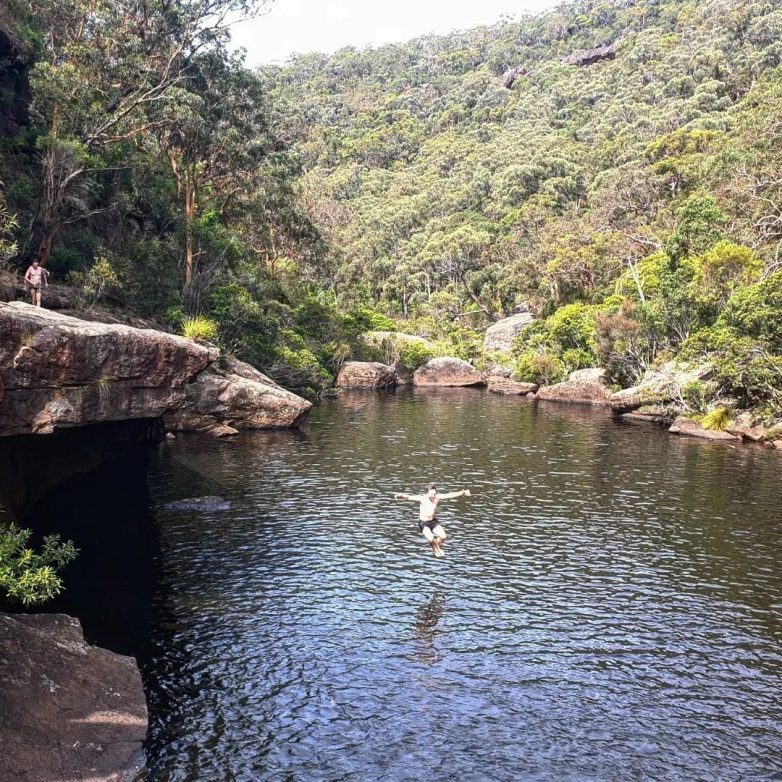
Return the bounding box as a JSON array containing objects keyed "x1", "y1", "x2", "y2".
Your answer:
[
  {"x1": 397, "y1": 341, "x2": 437, "y2": 371},
  {"x1": 0, "y1": 183, "x2": 18, "y2": 265},
  {"x1": 513, "y1": 302, "x2": 600, "y2": 372},
  {"x1": 701, "y1": 407, "x2": 732, "y2": 431},
  {"x1": 719, "y1": 271, "x2": 782, "y2": 352},
  {"x1": 0, "y1": 523, "x2": 77, "y2": 606},
  {"x1": 681, "y1": 326, "x2": 782, "y2": 410},
  {"x1": 67, "y1": 252, "x2": 120, "y2": 310},
  {"x1": 691, "y1": 241, "x2": 762, "y2": 310},
  {"x1": 343, "y1": 306, "x2": 397, "y2": 332},
  {"x1": 5, "y1": 0, "x2": 782, "y2": 414},
  {"x1": 181, "y1": 315, "x2": 219, "y2": 343},
  {"x1": 665, "y1": 195, "x2": 725, "y2": 262},
  {"x1": 513, "y1": 351, "x2": 566, "y2": 386}
]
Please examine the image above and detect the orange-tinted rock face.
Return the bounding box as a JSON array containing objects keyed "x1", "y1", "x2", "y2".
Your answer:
[{"x1": 536, "y1": 368, "x2": 612, "y2": 406}]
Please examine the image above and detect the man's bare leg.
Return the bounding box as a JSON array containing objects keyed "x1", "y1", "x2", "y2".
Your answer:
[
  {"x1": 422, "y1": 525, "x2": 442, "y2": 558},
  {"x1": 432, "y1": 525, "x2": 447, "y2": 557}
]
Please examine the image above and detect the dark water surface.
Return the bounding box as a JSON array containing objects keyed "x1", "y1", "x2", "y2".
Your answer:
[{"x1": 49, "y1": 391, "x2": 782, "y2": 780}]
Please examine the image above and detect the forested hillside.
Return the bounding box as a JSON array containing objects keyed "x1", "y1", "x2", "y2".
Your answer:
[
  {"x1": 2, "y1": 0, "x2": 782, "y2": 415},
  {"x1": 262, "y1": 0, "x2": 782, "y2": 413}
]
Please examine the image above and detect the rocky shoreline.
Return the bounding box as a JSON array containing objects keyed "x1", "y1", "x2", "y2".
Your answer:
[{"x1": 336, "y1": 358, "x2": 782, "y2": 448}]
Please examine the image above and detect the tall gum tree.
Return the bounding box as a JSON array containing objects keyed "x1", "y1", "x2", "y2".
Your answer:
[{"x1": 22, "y1": 0, "x2": 269, "y2": 266}]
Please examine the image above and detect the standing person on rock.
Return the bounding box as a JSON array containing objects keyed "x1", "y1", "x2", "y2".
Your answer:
[
  {"x1": 24, "y1": 260, "x2": 49, "y2": 307},
  {"x1": 394, "y1": 483, "x2": 471, "y2": 558}
]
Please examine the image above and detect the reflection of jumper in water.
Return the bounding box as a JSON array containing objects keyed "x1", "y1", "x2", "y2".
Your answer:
[
  {"x1": 394, "y1": 483, "x2": 471, "y2": 558},
  {"x1": 413, "y1": 593, "x2": 445, "y2": 666}
]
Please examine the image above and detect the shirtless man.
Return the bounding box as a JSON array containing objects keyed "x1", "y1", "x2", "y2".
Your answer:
[
  {"x1": 24, "y1": 260, "x2": 48, "y2": 307},
  {"x1": 394, "y1": 483, "x2": 471, "y2": 558}
]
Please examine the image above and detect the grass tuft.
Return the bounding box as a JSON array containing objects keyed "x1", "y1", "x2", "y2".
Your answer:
[
  {"x1": 701, "y1": 407, "x2": 732, "y2": 431},
  {"x1": 181, "y1": 316, "x2": 218, "y2": 343}
]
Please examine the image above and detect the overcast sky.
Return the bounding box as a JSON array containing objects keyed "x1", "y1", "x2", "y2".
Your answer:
[{"x1": 231, "y1": 0, "x2": 561, "y2": 66}]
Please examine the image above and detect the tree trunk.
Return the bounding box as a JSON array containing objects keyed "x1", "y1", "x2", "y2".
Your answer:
[
  {"x1": 184, "y1": 182, "x2": 195, "y2": 286},
  {"x1": 459, "y1": 272, "x2": 498, "y2": 322}
]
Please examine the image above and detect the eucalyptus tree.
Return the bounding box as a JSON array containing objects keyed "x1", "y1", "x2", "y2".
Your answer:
[{"x1": 21, "y1": 0, "x2": 270, "y2": 266}]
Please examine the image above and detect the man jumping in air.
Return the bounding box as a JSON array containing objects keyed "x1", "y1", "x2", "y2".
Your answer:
[{"x1": 394, "y1": 484, "x2": 471, "y2": 558}]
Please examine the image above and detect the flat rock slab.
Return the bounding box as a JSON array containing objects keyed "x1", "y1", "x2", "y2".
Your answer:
[
  {"x1": 483, "y1": 312, "x2": 535, "y2": 352},
  {"x1": 668, "y1": 417, "x2": 740, "y2": 441},
  {"x1": 163, "y1": 496, "x2": 231, "y2": 511},
  {"x1": 487, "y1": 377, "x2": 538, "y2": 395},
  {"x1": 0, "y1": 613, "x2": 147, "y2": 782},
  {"x1": 0, "y1": 302, "x2": 215, "y2": 436},
  {"x1": 0, "y1": 304, "x2": 311, "y2": 437},
  {"x1": 412, "y1": 357, "x2": 485, "y2": 387}
]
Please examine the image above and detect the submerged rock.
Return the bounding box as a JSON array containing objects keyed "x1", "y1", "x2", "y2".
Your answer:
[
  {"x1": 0, "y1": 613, "x2": 146, "y2": 782},
  {"x1": 412, "y1": 357, "x2": 485, "y2": 387},
  {"x1": 537, "y1": 368, "x2": 611, "y2": 406},
  {"x1": 163, "y1": 495, "x2": 230, "y2": 511},
  {"x1": 336, "y1": 360, "x2": 397, "y2": 389}
]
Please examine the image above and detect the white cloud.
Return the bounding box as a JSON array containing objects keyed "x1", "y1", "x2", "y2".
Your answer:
[
  {"x1": 233, "y1": 0, "x2": 560, "y2": 66},
  {"x1": 374, "y1": 25, "x2": 406, "y2": 46},
  {"x1": 327, "y1": 3, "x2": 353, "y2": 22},
  {"x1": 277, "y1": 0, "x2": 304, "y2": 20}
]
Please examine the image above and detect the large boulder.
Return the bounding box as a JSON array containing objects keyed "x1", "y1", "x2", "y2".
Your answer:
[
  {"x1": 0, "y1": 613, "x2": 147, "y2": 782},
  {"x1": 0, "y1": 302, "x2": 311, "y2": 436},
  {"x1": 164, "y1": 356, "x2": 311, "y2": 434},
  {"x1": 336, "y1": 360, "x2": 397, "y2": 389},
  {"x1": 668, "y1": 417, "x2": 740, "y2": 442},
  {"x1": 536, "y1": 368, "x2": 611, "y2": 405},
  {"x1": 412, "y1": 357, "x2": 485, "y2": 387},
  {"x1": 0, "y1": 302, "x2": 215, "y2": 435},
  {"x1": 610, "y1": 362, "x2": 712, "y2": 414},
  {"x1": 483, "y1": 312, "x2": 535, "y2": 353}
]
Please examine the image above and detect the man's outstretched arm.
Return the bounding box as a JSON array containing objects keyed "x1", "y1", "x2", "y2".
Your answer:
[
  {"x1": 437, "y1": 489, "x2": 471, "y2": 500},
  {"x1": 394, "y1": 493, "x2": 422, "y2": 501}
]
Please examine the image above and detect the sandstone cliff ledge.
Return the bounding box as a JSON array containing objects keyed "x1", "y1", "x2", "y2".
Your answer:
[{"x1": 0, "y1": 302, "x2": 311, "y2": 437}]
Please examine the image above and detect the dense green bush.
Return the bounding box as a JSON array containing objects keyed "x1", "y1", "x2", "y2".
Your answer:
[
  {"x1": 397, "y1": 341, "x2": 437, "y2": 371},
  {"x1": 513, "y1": 302, "x2": 600, "y2": 374},
  {"x1": 719, "y1": 271, "x2": 782, "y2": 352},
  {"x1": 513, "y1": 351, "x2": 566, "y2": 386},
  {"x1": 682, "y1": 326, "x2": 782, "y2": 409}
]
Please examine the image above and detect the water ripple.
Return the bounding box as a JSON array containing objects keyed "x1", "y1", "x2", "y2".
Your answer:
[{"x1": 142, "y1": 389, "x2": 782, "y2": 782}]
